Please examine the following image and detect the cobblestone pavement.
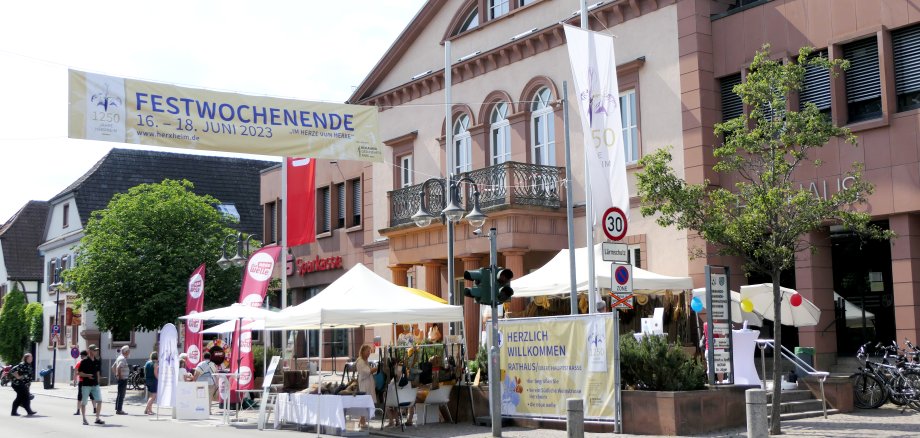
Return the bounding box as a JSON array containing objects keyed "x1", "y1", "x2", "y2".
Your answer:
[{"x1": 28, "y1": 383, "x2": 920, "y2": 437}]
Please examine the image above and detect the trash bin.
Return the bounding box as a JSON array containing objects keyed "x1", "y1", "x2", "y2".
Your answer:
[
  {"x1": 794, "y1": 347, "x2": 815, "y2": 379},
  {"x1": 40, "y1": 366, "x2": 53, "y2": 389}
]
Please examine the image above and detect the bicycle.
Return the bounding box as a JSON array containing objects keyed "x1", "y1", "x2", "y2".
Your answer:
[
  {"x1": 852, "y1": 342, "x2": 920, "y2": 411},
  {"x1": 128, "y1": 365, "x2": 145, "y2": 390}
]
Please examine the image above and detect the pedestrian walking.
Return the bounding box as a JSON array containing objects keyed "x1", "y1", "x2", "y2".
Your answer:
[
  {"x1": 144, "y1": 352, "x2": 158, "y2": 415},
  {"x1": 112, "y1": 345, "x2": 130, "y2": 415},
  {"x1": 78, "y1": 344, "x2": 104, "y2": 425},
  {"x1": 9, "y1": 353, "x2": 37, "y2": 416},
  {"x1": 73, "y1": 350, "x2": 96, "y2": 415}
]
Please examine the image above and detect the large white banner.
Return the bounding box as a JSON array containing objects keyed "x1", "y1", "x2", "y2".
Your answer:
[
  {"x1": 564, "y1": 25, "x2": 630, "y2": 224},
  {"x1": 157, "y1": 323, "x2": 179, "y2": 408}
]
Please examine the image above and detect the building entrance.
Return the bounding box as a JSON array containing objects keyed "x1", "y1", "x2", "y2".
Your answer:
[{"x1": 831, "y1": 222, "x2": 894, "y2": 355}]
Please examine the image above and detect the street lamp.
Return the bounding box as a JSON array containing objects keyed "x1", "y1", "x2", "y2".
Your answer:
[
  {"x1": 412, "y1": 175, "x2": 487, "y2": 338},
  {"x1": 217, "y1": 232, "x2": 258, "y2": 270}
]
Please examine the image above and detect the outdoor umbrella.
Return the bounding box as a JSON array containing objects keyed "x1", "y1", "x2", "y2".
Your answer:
[
  {"x1": 691, "y1": 288, "x2": 764, "y2": 326},
  {"x1": 739, "y1": 284, "x2": 821, "y2": 327}
]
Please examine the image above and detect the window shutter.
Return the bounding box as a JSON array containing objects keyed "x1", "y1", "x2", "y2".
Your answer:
[
  {"x1": 336, "y1": 183, "x2": 345, "y2": 228},
  {"x1": 800, "y1": 50, "x2": 831, "y2": 111},
  {"x1": 352, "y1": 180, "x2": 361, "y2": 217},
  {"x1": 322, "y1": 187, "x2": 331, "y2": 232},
  {"x1": 720, "y1": 73, "x2": 743, "y2": 121},
  {"x1": 843, "y1": 37, "x2": 881, "y2": 104},
  {"x1": 893, "y1": 24, "x2": 920, "y2": 111}
]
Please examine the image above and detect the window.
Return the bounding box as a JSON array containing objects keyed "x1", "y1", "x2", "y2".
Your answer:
[
  {"x1": 335, "y1": 183, "x2": 346, "y2": 229},
  {"x1": 455, "y1": 8, "x2": 479, "y2": 35},
  {"x1": 520, "y1": 0, "x2": 535, "y2": 5},
  {"x1": 350, "y1": 178, "x2": 362, "y2": 227},
  {"x1": 620, "y1": 89, "x2": 639, "y2": 164},
  {"x1": 111, "y1": 325, "x2": 132, "y2": 344},
  {"x1": 62, "y1": 203, "x2": 69, "y2": 228},
  {"x1": 720, "y1": 73, "x2": 743, "y2": 121},
  {"x1": 399, "y1": 155, "x2": 413, "y2": 188},
  {"x1": 265, "y1": 201, "x2": 278, "y2": 244},
  {"x1": 489, "y1": 0, "x2": 509, "y2": 19},
  {"x1": 48, "y1": 258, "x2": 57, "y2": 285},
  {"x1": 217, "y1": 204, "x2": 240, "y2": 221},
  {"x1": 531, "y1": 87, "x2": 555, "y2": 166},
  {"x1": 490, "y1": 102, "x2": 512, "y2": 165},
  {"x1": 318, "y1": 186, "x2": 331, "y2": 233},
  {"x1": 893, "y1": 24, "x2": 920, "y2": 112},
  {"x1": 628, "y1": 245, "x2": 641, "y2": 269},
  {"x1": 453, "y1": 115, "x2": 472, "y2": 174},
  {"x1": 799, "y1": 50, "x2": 831, "y2": 115},
  {"x1": 843, "y1": 36, "x2": 882, "y2": 123}
]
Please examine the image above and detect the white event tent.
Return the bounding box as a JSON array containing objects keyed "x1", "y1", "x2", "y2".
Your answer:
[
  {"x1": 265, "y1": 263, "x2": 464, "y2": 330},
  {"x1": 512, "y1": 243, "x2": 694, "y2": 297}
]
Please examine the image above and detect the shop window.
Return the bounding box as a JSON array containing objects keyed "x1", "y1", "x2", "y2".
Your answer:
[
  {"x1": 454, "y1": 115, "x2": 472, "y2": 174},
  {"x1": 349, "y1": 178, "x2": 362, "y2": 227},
  {"x1": 843, "y1": 36, "x2": 882, "y2": 123},
  {"x1": 893, "y1": 24, "x2": 920, "y2": 112},
  {"x1": 335, "y1": 183, "x2": 346, "y2": 229},
  {"x1": 318, "y1": 186, "x2": 331, "y2": 233},
  {"x1": 489, "y1": 0, "x2": 509, "y2": 20},
  {"x1": 720, "y1": 73, "x2": 743, "y2": 121},
  {"x1": 399, "y1": 155, "x2": 413, "y2": 188},
  {"x1": 799, "y1": 50, "x2": 831, "y2": 115},
  {"x1": 530, "y1": 87, "x2": 555, "y2": 166},
  {"x1": 620, "y1": 89, "x2": 639, "y2": 164},
  {"x1": 490, "y1": 102, "x2": 511, "y2": 165}
]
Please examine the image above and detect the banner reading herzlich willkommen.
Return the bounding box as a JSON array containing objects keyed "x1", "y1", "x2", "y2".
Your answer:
[
  {"x1": 231, "y1": 246, "x2": 281, "y2": 395},
  {"x1": 183, "y1": 263, "x2": 206, "y2": 369}
]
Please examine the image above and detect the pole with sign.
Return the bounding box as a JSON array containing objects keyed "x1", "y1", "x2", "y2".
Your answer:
[
  {"x1": 705, "y1": 265, "x2": 733, "y2": 385},
  {"x1": 610, "y1": 264, "x2": 634, "y2": 310}
]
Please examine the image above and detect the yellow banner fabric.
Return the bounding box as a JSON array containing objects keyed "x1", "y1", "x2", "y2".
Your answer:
[{"x1": 68, "y1": 69, "x2": 382, "y2": 162}]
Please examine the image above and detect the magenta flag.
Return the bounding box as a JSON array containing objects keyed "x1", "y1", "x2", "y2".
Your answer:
[
  {"x1": 231, "y1": 246, "x2": 281, "y2": 394},
  {"x1": 183, "y1": 263, "x2": 206, "y2": 368}
]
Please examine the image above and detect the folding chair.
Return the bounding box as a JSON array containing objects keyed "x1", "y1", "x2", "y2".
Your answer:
[
  {"x1": 418, "y1": 384, "x2": 453, "y2": 425},
  {"x1": 383, "y1": 382, "x2": 418, "y2": 431}
]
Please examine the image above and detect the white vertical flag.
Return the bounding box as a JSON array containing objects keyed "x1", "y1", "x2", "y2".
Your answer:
[
  {"x1": 157, "y1": 323, "x2": 179, "y2": 408},
  {"x1": 564, "y1": 25, "x2": 630, "y2": 224}
]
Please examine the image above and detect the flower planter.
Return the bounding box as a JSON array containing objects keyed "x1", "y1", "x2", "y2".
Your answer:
[{"x1": 621, "y1": 386, "x2": 751, "y2": 435}]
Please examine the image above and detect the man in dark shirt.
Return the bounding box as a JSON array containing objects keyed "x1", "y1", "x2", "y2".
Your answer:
[{"x1": 78, "y1": 344, "x2": 104, "y2": 425}]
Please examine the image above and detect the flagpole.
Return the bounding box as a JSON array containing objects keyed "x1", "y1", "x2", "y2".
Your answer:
[
  {"x1": 580, "y1": 0, "x2": 598, "y2": 315},
  {"x1": 280, "y1": 158, "x2": 289, "y2": 365},
  {"x1": 563, "y1": 81, "x2": 578, "y2": 315}
]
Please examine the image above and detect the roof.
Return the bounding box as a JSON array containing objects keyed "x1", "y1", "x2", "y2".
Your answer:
[
  {"x1": 49, "y1": 148, "x2": 276, "y2": 237},
  {"x1": 0, "y1": 201, "x2": 50, "y2": 280}
]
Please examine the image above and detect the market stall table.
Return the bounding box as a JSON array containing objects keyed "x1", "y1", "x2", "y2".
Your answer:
[{"x1": 274, "y1": 393, "x2": 376, "y2": 434}]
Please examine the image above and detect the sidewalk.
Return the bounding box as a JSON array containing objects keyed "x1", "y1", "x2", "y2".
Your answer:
[{"x1": 29, "y1": 383, "x2": 920, "y2": 437}]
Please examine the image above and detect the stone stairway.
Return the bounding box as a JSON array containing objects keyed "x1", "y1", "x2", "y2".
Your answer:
[{"x1": 766, "y1": 387, "x2": 838, "y2": 421}]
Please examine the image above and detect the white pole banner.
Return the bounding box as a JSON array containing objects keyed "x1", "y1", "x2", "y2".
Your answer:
[
  {"x1": 68, "y1": 69, "x2": 383, "y2": 162},
  {"x1": 157, "y1": 323, "x2": 179, "y2": 408},
  {"x1": 563, "y1": 25, "x2": 630, "y2": 224}
]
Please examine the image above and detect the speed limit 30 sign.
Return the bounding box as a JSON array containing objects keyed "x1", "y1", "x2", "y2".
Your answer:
[{"x1": 602, "y1": 207, "x2": 628, "y2": 241}]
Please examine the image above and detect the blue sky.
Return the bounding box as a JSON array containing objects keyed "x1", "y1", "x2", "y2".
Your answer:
[{"x1": 0, "y1": 0, "x2": 425, "y2": 221}]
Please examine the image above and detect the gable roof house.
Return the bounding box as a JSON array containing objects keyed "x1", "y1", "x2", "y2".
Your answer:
[
  {"x1": 0, "y1": 201, "x2": 49, "y2": 304},
  {"x1": 36, "y1": 148, "x2": 275, "y2": 380}
]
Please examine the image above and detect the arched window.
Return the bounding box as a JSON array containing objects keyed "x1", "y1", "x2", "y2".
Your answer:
[
  {"x1": 530, "y1": 88, "x2": 555, "y2": 166},
  {"x1": 455, "y1": 8, "x2": 479, "y2": 35},
  {"x1": 489, "y1": 0, "x2": 510, "y2": 19},
  {"x1": 453, "y1": 115, "x2": 472, "y2": 174},
  {"x1": 490, "y1": 102, "x2": 511, "y2": 165}
]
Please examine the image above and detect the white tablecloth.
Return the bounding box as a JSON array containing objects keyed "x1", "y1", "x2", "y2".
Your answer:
[
  {"x1": 274, "y1": 393, "x2": 376, "y2": 430},
  {"x1": 732, "y1": 329, "x2": 761, "y2": 385}
]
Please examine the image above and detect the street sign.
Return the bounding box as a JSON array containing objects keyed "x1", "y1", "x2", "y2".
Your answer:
[
  {"x1": 52, "y1": 324, "x2": 60, "y2": 334},
  {"x1": 610, "y1": 293, "x2": 634, "y2": 309},
  {"x1": 602, "y1": 207, "x2": 628, "y2": 241},
  {"x1": 601, "y1": 242, "x2": 629, "y2": 263},
  {"x1": 611, "y1": 263, "x2": 634, "y2": 309}
]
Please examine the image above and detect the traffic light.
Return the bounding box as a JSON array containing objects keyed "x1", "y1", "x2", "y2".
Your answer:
[
  {"x1": 494, "y1": 267, "x2": 514, "y2": 304},
  {"x1": 463, "y1": 267, "x2": 492, "y2": 305}
]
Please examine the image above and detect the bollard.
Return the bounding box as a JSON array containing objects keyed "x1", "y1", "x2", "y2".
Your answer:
[
  {"x1": 567, "y1": 398, "x2": 584, "y2": 438},
  {"x1": 746, "y1": 388, "x2": 768, "y2": 438}
]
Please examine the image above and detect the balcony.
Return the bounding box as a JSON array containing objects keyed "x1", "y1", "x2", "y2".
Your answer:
[{"x1": 388, "y1": 161, "x2": 565, "y2": 228}]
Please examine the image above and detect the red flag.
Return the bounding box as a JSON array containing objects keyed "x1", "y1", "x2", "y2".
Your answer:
[
  {"x1": 231, "y1": 245, "x2": 281, "y2": 394},
  {"x1": 183, "y1": 263, "x2": 206, "y2": 368},
  {"x1": 286, "y1": 157, "x2": 316, "y2": 247}
]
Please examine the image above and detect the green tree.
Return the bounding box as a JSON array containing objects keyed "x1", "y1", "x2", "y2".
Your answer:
[
  {"x1": 0, "y1": 286, "x2": 29, "y2": 364},
  {"x1": 65, "y1": 179, "x2": 251, "y2": 332},
  {"x1": 637, "y1": 46, "x2": 891, "y2": 434},
  {"x1": 24, "y1": 302, "x2": 44, "y2": 343}
]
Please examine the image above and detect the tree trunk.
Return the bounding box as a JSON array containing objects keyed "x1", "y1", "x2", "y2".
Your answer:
[{"x1": 770, "y1": 274, "x2": 783, "y2": 435}]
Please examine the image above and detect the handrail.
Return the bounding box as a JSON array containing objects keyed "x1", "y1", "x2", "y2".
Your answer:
[{"x1": 755, "y1": 339, "x2": 828, "y2": 419}]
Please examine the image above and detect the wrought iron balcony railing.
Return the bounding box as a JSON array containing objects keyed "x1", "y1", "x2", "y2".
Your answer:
[{"x1": 388, "y1": 161, "x2": 564, "y2": 227}]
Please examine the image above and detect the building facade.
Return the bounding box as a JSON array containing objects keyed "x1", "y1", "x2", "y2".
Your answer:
[
  {"x1": 0, "y1": 201, "x2": 48, "y2": 306},
  {"x1": 37, "y1": 148, "x2": 274, "y2": 383}
]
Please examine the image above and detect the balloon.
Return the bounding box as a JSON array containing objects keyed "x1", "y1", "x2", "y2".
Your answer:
[
  {"x1": 690, "y1": 297, "x2": 704, "y2": 312},
  {"x1": 790, "y1": 293, "x2": 803, "y2": 307},
  {"x1": 741, "y1": 299, "x2": 754, "y2": 313}
]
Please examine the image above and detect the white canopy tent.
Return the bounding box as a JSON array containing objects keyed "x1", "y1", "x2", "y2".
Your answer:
[
  {"x1": 265, "y1": 263, "x2": 464, "y2": 330},
  {"x1": 512, "y1": 244, "x2": 694, "y2": 297}
]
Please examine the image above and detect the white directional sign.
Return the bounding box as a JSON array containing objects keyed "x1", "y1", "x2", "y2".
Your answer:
[
  {"x1": 602, "y1": 207, "x2": 628, "y2": 241},
  {"x1": 706, "y1": 270, "x2": 733, "y2": 383}
]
